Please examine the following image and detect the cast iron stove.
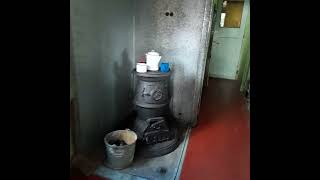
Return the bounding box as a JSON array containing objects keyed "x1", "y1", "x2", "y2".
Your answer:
[{"x1": 132, "y1": 70, "x2": 180, "y2": 158}]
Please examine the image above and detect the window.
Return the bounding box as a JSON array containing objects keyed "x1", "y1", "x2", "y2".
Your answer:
[{"x1": 220, "y1": 0, "x2": 244, "y2": 28}]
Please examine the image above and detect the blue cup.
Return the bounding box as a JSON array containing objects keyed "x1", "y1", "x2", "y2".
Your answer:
[{"x1": 160, "y1": 63, "x2": 169, "y2": 72}]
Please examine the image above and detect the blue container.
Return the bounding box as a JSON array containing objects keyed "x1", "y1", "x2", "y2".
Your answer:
[{"x1": 160, "y1": 63, "x2": 169, "y2": 72}]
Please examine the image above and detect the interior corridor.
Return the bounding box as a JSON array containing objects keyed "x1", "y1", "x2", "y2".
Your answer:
[{"x1": 180, "y1": 78, "x2": 250, "y2": 180}]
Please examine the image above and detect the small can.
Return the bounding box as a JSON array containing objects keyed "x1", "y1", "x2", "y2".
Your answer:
[
  {"x1": 160, "y1": 63, "x2": 170, "y2": 72},
  {"x1": 136, "y1": 63, "x2": 148, "y2": 73}
]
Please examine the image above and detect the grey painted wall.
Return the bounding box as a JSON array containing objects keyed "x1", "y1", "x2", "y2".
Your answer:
[
  {"x1": 70, "y1": 0, "x2": 135, "y2": 154},
  {"x1": 135, "y1": 0, "x2": 213, "y2": 125}
]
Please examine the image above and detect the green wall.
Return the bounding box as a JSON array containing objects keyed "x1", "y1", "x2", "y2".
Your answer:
[{"x1": 238, "y1": 8, "x2": 250, "y2": 91}]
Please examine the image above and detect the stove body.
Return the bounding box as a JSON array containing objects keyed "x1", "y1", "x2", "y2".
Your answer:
[{"x1": 133, "y1": 71, "x2": 179, "y2": 157}]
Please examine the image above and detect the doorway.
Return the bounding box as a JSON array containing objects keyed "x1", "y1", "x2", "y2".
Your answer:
[{"x1": 208, "y1": 0, "x2": 249, "y2": 80}]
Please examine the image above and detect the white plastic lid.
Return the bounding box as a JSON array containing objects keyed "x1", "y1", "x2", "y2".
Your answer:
[{"x1": 146, "y1": 50, "x2": 160, "y2": 56}]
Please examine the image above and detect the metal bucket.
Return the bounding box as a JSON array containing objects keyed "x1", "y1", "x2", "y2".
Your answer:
[{"x1": 104, "y1": 129, "x2": 137, "y2": 169}]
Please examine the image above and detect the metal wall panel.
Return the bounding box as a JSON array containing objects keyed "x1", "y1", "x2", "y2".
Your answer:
[
  {"x1": 135, "y1": 0, "x2": 213, "y2": 125},
  {"x1": 70, "y1": 0, "x2": 135, "y2": 154}
]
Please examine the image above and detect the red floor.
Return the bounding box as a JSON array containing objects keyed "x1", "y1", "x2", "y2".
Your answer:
[{"x1": 180, "y1": 78, "x2": 250, "y2": 180}]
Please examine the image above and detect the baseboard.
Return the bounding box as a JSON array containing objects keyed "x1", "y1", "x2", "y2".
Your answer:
[
  {"x1": 174, "y1": 128, "x2": 192, "y2": 180},
  {"x1": 209, "y1": 73, "x2": 236, "y2": 80}
]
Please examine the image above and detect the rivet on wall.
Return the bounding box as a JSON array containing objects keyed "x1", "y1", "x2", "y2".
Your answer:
[{"x1": 165, "y1": 12, "x2": 174, "y2": 17}]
